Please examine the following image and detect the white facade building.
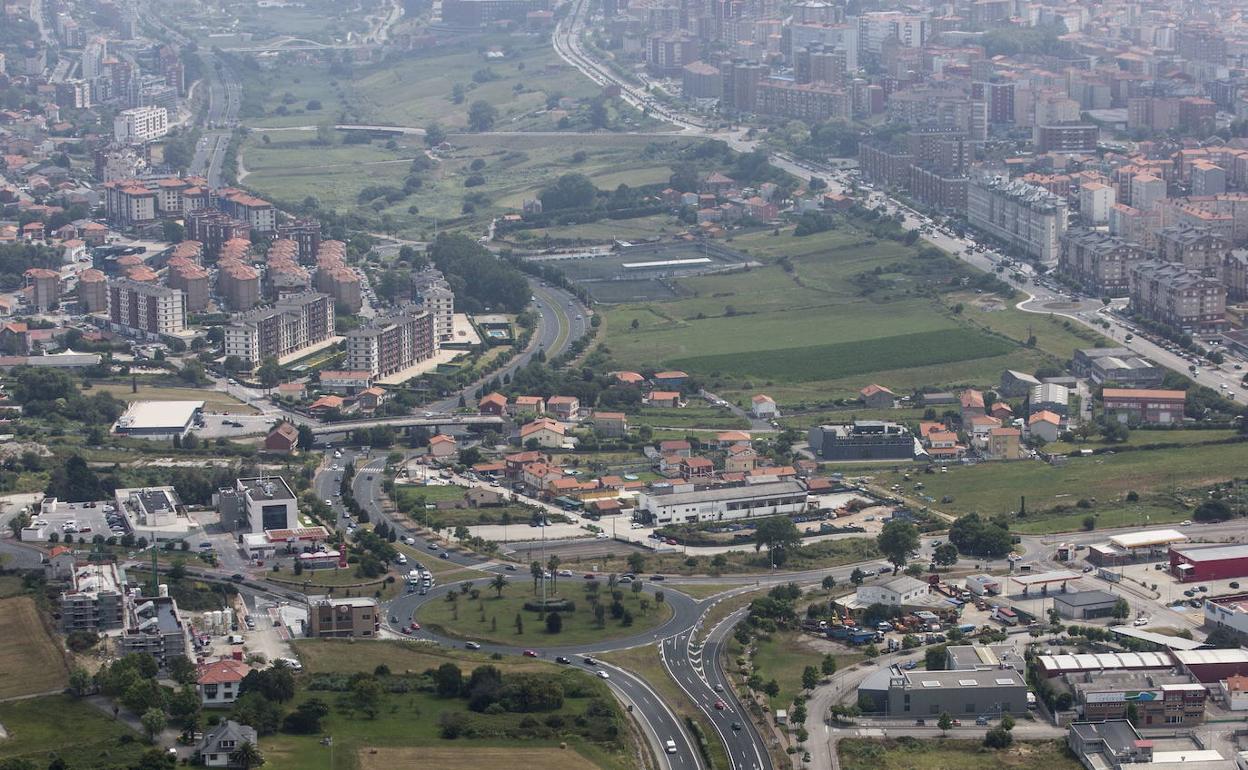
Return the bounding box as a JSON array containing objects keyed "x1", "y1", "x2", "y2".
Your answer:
[
  {"x1": 113, "y1": 106, "x2": 169, "y2": 144},
  {"x1": 855, "y1": 575, "x2": 931, "y2": 606},
  {"x1": 635, "y1": 481, "x2": 807, "y2": 525},
  {"x1": 968, "y1": 175, "x2": 1069, "y2": 264}
]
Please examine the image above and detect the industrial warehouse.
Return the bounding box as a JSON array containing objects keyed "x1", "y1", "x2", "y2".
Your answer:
[{"x1": 1169, "y1": 544, "x2": 1248, "y2": 582}]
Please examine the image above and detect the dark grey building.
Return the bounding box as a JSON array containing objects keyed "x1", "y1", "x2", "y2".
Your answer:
[
  {"x1": 858, "y1": 665, "x2": 1029, "y2": 717},
  {"x1": 1053, "y1": 590, "x2": 1119, "y2": 620},
  {"x1": 807, "y1": 421, "x2": 915, "y2": 461},
  {"x1": 1073, "y1": 347, "x2": 1164, "y2": 388},
  {"x1": 119, "y1": 595, "x2": 191, "y2": 667}
]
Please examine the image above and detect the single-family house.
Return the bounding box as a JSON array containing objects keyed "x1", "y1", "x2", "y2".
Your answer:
[
  {"x1": 715, "y1": 430, "x2": 751, "y2": 448},
  {"x1": 263, "y1": 423, "x2": 299, "y2": 454},
  {"x1": 520, "y1": 418, "x2": 566, "y2": 449},
  {"x1": 275, "y1": 382, "x2": 306, "y2": 400},
  {"x1": 658, "y1": 439, "x2": 692, "y2": 458},
  {"x1": 44, "y1": 545, "x2": 76, "y2": 582},
  {"x1": 989, "y1": 401, "x2": 1014, "y2": 420},
  {"x1": 1027, "y1": 411, "x2": 1062, "y2": 443},
  {"x1": 612, "y1": 371, "x2": 645, "y2": 386},
  {"x1": 546, "y1": 395, "x2": 580, "y2": 421},
  {"x1": 197, "y1": 720, "x2": 259, "y2": 768},
  {"x1": 479, "y1": 392, "x2": 508, "y2": 415},
  {"x1": 513, "y1": 395, "x2": 545, "y2": 416},
  {"x1": 923, "y1": 430, "x2": 965, "y2": 462},
  {"x1": 504, "y1": 451, "x2": 546, "y2": 479},
  {"x1": 651, "y1": 370, "x2": 688, "y2": 387},
  {"x1": 648, "y1": 391, "x2": 681, "y2": 408},
  {"x1": 725, "y1": 443, "x2": 758, "y2": 473},
  {"x1": 985, "y1": 427, "x2": 1022, "y2": 460},
  {"x1": 680, "y1": 456, "x2": 715, "y2": 480},
  {"x1": 590, "y1": 410, "x2": 628, "y2": 437},
  {"x1": 428, "y1": 434, "x2": 458, "y2": 460},
  {"x1": 751, "y1": 394, "x2": 778, "y2": 419},
  {"x1": 959, "y1": 389, "x2": 986, "y2": 420},
  {"x1": 356, "y1": 386, "x2": 386, "y2": 412},
  {"x1": 859, "y1": 384, "x2": 895, "y2": 409},
  {"x1": 308, "y1": 394, "x2": 344, "y2": 417},
  {"x1": 197, "y1": 659, "x2": 252, "y2": 708}
]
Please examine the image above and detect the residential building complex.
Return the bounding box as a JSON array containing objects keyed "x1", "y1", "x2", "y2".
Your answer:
[
  {"x1": 344, "y1": 303, "x2": 436, "y2": 379},
  {"x1": 106, "y1": 277, "x2": 186, "y2": 338},
  {"x1": 967, "y1": 176, "x2": 1068, "y2": 264},
  {"x1": 223, "y1": 292, "x2": 334, "y2": 368}
]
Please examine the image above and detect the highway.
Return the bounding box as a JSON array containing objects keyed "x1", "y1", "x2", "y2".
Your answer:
[{"x1": 188, "y1": 56, "x2": 241, "y2": 187}]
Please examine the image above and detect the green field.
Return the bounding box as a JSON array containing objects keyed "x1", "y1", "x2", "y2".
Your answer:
[
  {"x1": 86, "y1": 381, "x2": 256, "y2": 414},
  {"x1": 839, "y1": 738, "x2": 1082, "y2": 770},
  {"x1": 416, "y1": 579, "x2": 672, "y2": 647},
  {"x1": 0, "y1": 597, "x2": 69, "y2": 699},
  {"x1": 748, "y1": 629, "x2": 862, "y2": 710},
  {"x1": 293, "y1": 638, "x2": 554, "y2": 676},
  {"x1": 895, "y1": 440, "x2": 1248, "y2": 533},
  {"x1": 599, "y1": 224, "x2": 1082, "y2": 404},
  {"x1": 0, "y1": 696, "x2": 146, "y2": 768}
]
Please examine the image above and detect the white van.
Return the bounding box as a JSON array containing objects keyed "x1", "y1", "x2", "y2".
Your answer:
[
  {"x1": 665, "y1": 740, "x2": 677, "y2": 755},
  {"x1": 395, "y1": 554, "x2": 407, "y2": 565}
]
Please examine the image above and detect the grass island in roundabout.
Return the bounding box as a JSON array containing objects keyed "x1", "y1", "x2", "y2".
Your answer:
[{"x1": 415, "y1": 576, "x2": 675, "y2": 647}]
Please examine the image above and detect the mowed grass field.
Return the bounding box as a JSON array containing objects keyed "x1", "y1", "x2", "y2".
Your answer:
[
  {"x1": 839, "y1": 738, "x2": 1083, "y2": 770},
  {"x1": 85, "y1": 382, "x2": 256, "y2": 414},
  {"x1": 359, "y1": 747, "x2": 605, "y2": 770},
  {"x1": 0, "y1": 597, "x2": 69, "y2": 699},
  {"x1": 601, "y1": 224, "x2": 1085, "y2": 404},
  {"x1": 0, "y1": 696, "x2": 146, "y2": 768}
]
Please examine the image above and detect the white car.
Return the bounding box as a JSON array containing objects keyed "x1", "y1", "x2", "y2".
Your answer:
[{"x1": 596, "y1": 670, "x2": 610, "y2": 679}]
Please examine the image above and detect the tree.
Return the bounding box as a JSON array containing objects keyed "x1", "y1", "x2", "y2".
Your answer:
[
  {"x1": 1082, "y1": 515, "x2": 1096, "y2": 531},
  {"x1": 530, "y1": 561, "x2": 543, "y2": 593},
  {"x1": 140, "y1": 707, "x2": 167, "y2": 743},
  {"x1": 1001, "y1": 714, "x2": 1015, "y2": 731},
  {"x1": 627, "y1": 552, "x2": 646, "y2": 574},
  {"x1": 877, "y1": 520, "x2": 920, "y2": 574},
  {"x1": 821, "y1": 575, "x2": 837, "y2": 590},
  {"x1": 256, "y1": 357, "x2": 282, "y2": 388},
  {"x1": 754, "y1": 516, "x2": 801, "y2": 566},
  {"x1": 850, "y1": 567, "x2": 866, "y2": 586},
  {"x1": 984, "y1": 726, "x2": 1013, "y2": 749},
  {"x1": 296, "y1": 424, "x2": 315, "y2": 451},
  {"x1": 434, "y1": 663, "x2": 462, "y2": 697},
  {"x1": 490, "y1": 573, "x2": 508, "y2": 598},
  {"x1": 1194, "y1": 499, "x2": 1233, "y2": 522},
  {"x1": 545, "y1": 611, "x2": 563, "y2": 634},
  {"x1": 232, "y1": 741, "x2": 265, "y2": 770},
  {"x1": 547, "y1": 555, "x2": 562, "y2": 591},
  {"x1": 68, "y1": 667, "x2": 93, "y2": 696},
  {"x1": 801, "y1": 665, "x2": 820, "y2": 691},
  {"x1": 1124, "y1": 703, "x2": 1139, "y2": 726},
  {"x1": 539, "y1": 174, "x2": 598, "y2": 211},
  {"x1": 938, "y1": 712, "x2": 953, "y2": 734},
  {"x1": 1112, "y1": 597, "x2": 1130, "y2": 621},
  {"x1": 933, "y1": 543, "x2": 959, "y2": 567},
  {"x1": 351, "y1": 676, "x2": 383, "y2": 718},
  {"x1": 467, "y1": 100, "x2": 498, "y2": 132},
  {"x1": 168, "y1": 655, "x2": 197, "y2": 686},
  {"x1": 315, "y1": 121, "x2": 335, "y2": 146},
  {"x1": 283, "y1": 698, "x2": 330, "y2": 734},
  {"x1": 821, "y1": 654, "x2": 837, "y2": 676},
  {"x1": 425, "y1": 122, "x2": 447, "y2": 147}
]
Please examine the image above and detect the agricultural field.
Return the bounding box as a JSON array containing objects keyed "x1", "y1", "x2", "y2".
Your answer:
[
  {"x1": 416, "y1": 579, "x2": 673, "y2": 647},
  {"x1": 0, "y1": 696, "x2": 147, "y2": 768},
  {"x1": 0, "y1": 597, "x2": 69, "y2": 699},
  {"x1": 888, "y1": 440, "x2": 1248, "y2": 533},
  {"x1": 599, "y1": 224, "x2": 1100, "y2": 405},
  {"x1": 839, "y1": 738, "x2": 1083, "y2": 770}
]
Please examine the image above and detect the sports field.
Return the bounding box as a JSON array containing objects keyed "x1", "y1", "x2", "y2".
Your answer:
[{"x1": 0, "y1": 597, "x2": 69, "y2": 699}]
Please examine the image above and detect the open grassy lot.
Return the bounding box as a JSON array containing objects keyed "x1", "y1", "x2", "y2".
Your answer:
[
  {"x1": 293, "y1": 638, "x2": 552, "y2": 675},
  {"x1": 631, "y1": 405, "x2": 750, "y2": 430},
  {"x1": 416, "y1": 580, "x2": 673, "y2": 647},
  {"x1": 0, "y1": 695, "x2": 146, "y2": 768},
  {"x1": 839, "y1": 738, "x2": 1082, "y2": 770},
  {"x1": 359, "y1": 747, "x2": 606, "y2": 770},
  {"x1": 1044, "y1": 428, "x2": 1240, "y2": 454},
  {"x1": 896, "y1": 441, "x2": 1248, "y2": 533},
  {"x1": 85, "y1": 381, "x2": 256, "y2": 414},
  {"x1": 0, "y1": 597, "x2": 69, "y2": 699},
  {"x1": 747, "y1": 629, "x2": 863, "y2": 710}
]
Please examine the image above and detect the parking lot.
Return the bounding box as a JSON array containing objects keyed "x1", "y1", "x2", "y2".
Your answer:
[{"x1": 29, "y1": 498, "x2": 129, "y2": 541}]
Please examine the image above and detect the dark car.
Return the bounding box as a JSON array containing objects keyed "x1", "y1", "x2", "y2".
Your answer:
[
  {"x1": 230, "y1": 573, "x2": 245, "y2": 582},
  {"x1": 581, "y1": 656, "x2": 597, "y2": 665},
  {"x1": 650, "y1": 574, "x2": 665, "y2": 581},
  {"x1": 504, "y1": 564, "x2": 517, "y2": 571},
  {"x1": 555, "y1": 656, "x2": 572, "y2": 665},
  {"x1": 731, "y1": 722, "x2": 742, "y2": 731}
]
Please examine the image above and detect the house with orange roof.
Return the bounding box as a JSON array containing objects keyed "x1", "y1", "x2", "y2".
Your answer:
[
  {"x1": 504, "y1": 451, "x2": 546, "y2": 478},
  {"x1": 989, "y1": 401, "x2": 1014, "y2": 420},
  {"x1": 725, "y1": 443, "x2": 758, "y2": 474},
  {"x1": 680, "y1": 456, "x2": 714, "y2": 481},
  {"x1": 45, "y1": 545, "x2": 77, "y2": 581},
  {"x1": 1027, "y1": 411, "x2": 1062, "y2": 443},
  {"x1": 428, "y1": 434, "x2": 458, "y2": 460},
  {"x1": 750, "y1": 394, "x2": 778, "y2": 419},
  {"x1": 960, "y1": 389, "x2": 986, "y2": 420},
  {"x1": 1101, "y1": 388, "x2": 1186, "y2": 425},
  {"x1": 264, "y1": 422, "x2": 300, "y2": 454},
  {"x1": 715, "y1": 430, "x2": 751, "y2": 448},
  {"x1": 356, "y1": 386, "x2": 387, "y2": 412},
  {"x1": 198, "y1": 658, "x2": 253, "y2": 707},
  {"x1": 308, "y1": 394, "x2": 345, "y2": 417},
  {"x1": 478, "y1": 392, "x2": 508, "y2": 415},
  {"x1": 658, "y1": 439, "x2": 692, "y2": 457},
  {"x1": 546, "y1": 395, "x2": 580, "y2": 421},
  {"x1": 651, "y1": 370, "x2": 688, "y2": 387},
  {"x1": 612, "y1": 371, "x2": 645, "y2": 385},
  {"x1": 590, "y1": 410, "x2": 628, "y2": 437},
  {"x1": 986, "y1": 427, "x2": 1022, "y2": 460},
  {"x1": 520, "y1": 418, "x2": 567, "y2": 449},
  {"x1": 967, "y1": 414, "x2": 1002, "y2": 447},
  {"x1": 512, "y1": 395, "x2": 545, "y2": 417},
  {"x1": 923, "y1": 430, "x2": 965, "y2": 462},
  {"x1": 647, "y1": 391, "x2": 681, "y2": 408},
  {"x1": 859, "y1": 384, "x2": 895, "y2": 409}
]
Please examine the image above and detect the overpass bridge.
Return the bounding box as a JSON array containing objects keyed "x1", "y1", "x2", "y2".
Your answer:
[{"x1": 310, "y1": 414, "x2": 505, "y2": 436}]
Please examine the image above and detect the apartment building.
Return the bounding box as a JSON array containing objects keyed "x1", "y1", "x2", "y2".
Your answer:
[
  {"x1": 58, "y1": 561, "x2": 125, "y2": 632},
  {"x1": 24, "y1": 268, "x2": 60, "y2": 311},
  {"x1": 344, "y1": 303, "x2": 436, "y2": 379},
  {"x1": 412, "y1": 269, "x2": 455, "y2": 343},
  {"x1": 306, "y1": 596, "x2": 378, "y2": 638},
  {"x1": 1129, "y1": 261, "x2": 1227, "y2": 333},
  {"x1": 78, "y1": 268, "x2": 107, "y2": 312},
  {"x1": 186, "y1": 210, "x2": 250, "y2": 261},
  {"x1": 217, "y1": 261, "x2": 261, "y2": 311},
  {"x1": 113, "y1": 106, "x2": 168, "y2": 144},
  {"x1": 107, "y1": 277, "x2": 186, "y2": 338},
  {"x1": 755, "y1": 80, "x2": 851, "y2": 120},
  {"x1": 166, "y1": 261, "x2": 209, "y2": 312},
  {"x1": 103, "y1": 181, "x2": 157, "y2": 228},
  {"x1": 1059, "y1": 228, "x2": 1147, "y2": 296},
  {"x1": 118, "y1": 595, "x2": 191, "y2": 667},
  {"x1": 223, "y1": 292, "x2": 334, "y2": 368},
  {"x1": 1156, "y1": 225, "x2": 1229, "y2": 279},
  {"x1": 1034, "y1": 123, "x2": 1098, "y2": 154},
  {"x1": 967, "y1": 176, "x2": 1069, "y2": 264},
  {"x1": 218, "y1": 191, "x2": 276, "y2": 233}
]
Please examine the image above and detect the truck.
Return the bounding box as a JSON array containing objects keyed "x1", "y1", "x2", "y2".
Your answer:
[
  {"x1": 828, "y1": 626, "x2": 879, "y2": 645},
  {"x1": 957, "y1": 623, "x2": 977, "y2": 634}
]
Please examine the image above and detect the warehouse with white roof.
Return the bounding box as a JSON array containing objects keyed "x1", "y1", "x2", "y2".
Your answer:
[{"x1": 113, "y1": 400, "x2": 204, "y2": 439}]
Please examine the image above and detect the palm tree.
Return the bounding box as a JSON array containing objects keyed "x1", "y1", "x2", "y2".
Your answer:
[
  {"x1": 232, "y1": 740, "x2": 265, "y2": 769},
  {"x1": 530, "y1": 561, "x2": 543, "y2": 594},
  {"x1": 547, "y1": 555, "x2": 561, "y2": 593},
  {"x1": 490, "y1": 573, "x2": 507, "y2": 598}
]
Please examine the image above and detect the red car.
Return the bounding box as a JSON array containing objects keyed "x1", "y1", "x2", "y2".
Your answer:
[
  {"x1": 714, "y1": 699, "x2": 726, "y2": 710},
  {"x1": 409, "y1": 622, "x2": 421, "y2": 631},
  {"x1": 583, "y1": 573, "x2": 596, "y2": 579},
  {"x1": 523, "y1": 649, "x2": 539, "y2": 658}
]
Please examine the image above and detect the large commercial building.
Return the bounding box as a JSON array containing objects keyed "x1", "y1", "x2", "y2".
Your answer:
[
  {"x1": 858, "y1": 665, "x2": 1029, "y2": 718},
  {"x1": 1068, "y1": 672, "x2": 1207, "y2": 726},
  {"x1": 1128, "y1": 261, "x2": 1226, "y2": 334},
  {"x1": 1170, "y1": 544, "x2": 1248, "y2": 582},
  {"x1": 106, "y1": 277, "x2": 186, "y2": 338},
  {"x1": 634, "y1": 481, "x2": 808, "y2": 525},
  {"x1": 855, "y1": 576, "x2": 930, "y2": 607},
  {"x1": 1052, "y1": 590, "x2": 1119, "y2": 620},
  {"x1": 113, "y1": 106, "x2": 168, "y2": 144},
  {"x1": 306, "y1": 596, "x2": 379, "y2": 638},
  {"x1": 1101, "y1": 388, "x2": 1186, "y2": 425},
  {"x1": 114, "y1": 400, "x2": 203, "y2": 439},
  {"x1": 344, "y1": 303, "x2": 436, "y2": 379},
  {"x1": 1072, "y1": 347, "x2": 1164, "y2": 388},
  {"x1": 223, "y1": 292, "x2": 335, "y2": 368},
  {"x1": 967, "y1": 176, "x2": 1068, "y2": 264},
  {"x1": 215, "y1": 476, "x2": 300, "y2": 534},
  {"x1": 806, "y1": 421, "x2": 915, "y2": 461},
  {"x1": 1203, "y1": 592, "x2": 1248, "y2": 643}
]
